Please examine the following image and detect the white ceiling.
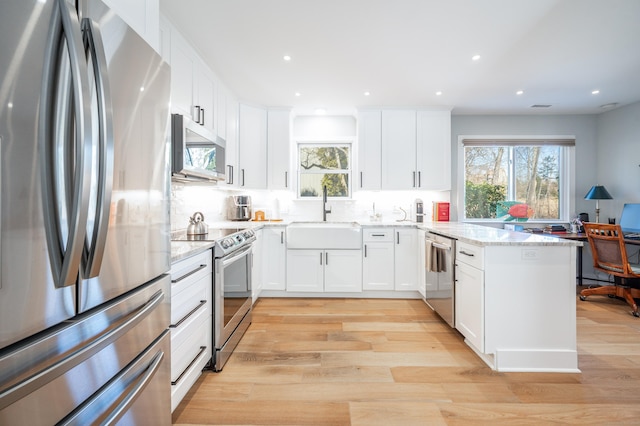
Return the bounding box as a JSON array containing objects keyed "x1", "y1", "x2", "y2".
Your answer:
[{"x1": 159, "y1": 0, "x2": 640, "y2": 115}]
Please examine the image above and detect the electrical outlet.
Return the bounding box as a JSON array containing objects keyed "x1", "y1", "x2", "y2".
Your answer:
[{"x1": 522, "y1": 248, "x2": 538, "y2": 260}]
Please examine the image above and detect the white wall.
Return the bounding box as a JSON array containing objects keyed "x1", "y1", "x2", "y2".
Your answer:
[
  {"x1": 594, "y1": 101, "x2": 640, "y2": 222},
  {"x1": 450, "y1": 114, "x2": 598, "y2": 222}
]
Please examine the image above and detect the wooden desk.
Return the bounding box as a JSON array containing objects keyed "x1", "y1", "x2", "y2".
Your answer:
[{"x1": 546, "y1": 232, "x2": 640, "y2": 285}]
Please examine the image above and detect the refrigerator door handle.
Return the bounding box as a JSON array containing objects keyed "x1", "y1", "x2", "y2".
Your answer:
[
  {"x1": 81, "y1": 17, "x2": 114, "y2": 278},
  {"x1": 39, "y1": 0, "x2": 92, "y2": 288}
]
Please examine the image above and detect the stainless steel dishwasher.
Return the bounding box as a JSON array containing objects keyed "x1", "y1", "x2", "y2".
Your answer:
[{"x1": 424, "y1": 232, "x2": 456, "y2": 327}]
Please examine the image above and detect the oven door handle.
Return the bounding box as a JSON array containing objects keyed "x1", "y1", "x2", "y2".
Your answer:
[
  {"x1": 219, "y1": 244, "x2": 253, "y2": 267},
  {"x1": 427, "y1": 240, "x2": 451, "y2": 251}
]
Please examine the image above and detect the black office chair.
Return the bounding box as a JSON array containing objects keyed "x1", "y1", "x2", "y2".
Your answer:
[{"x1": 579, "y1": 222, "x2": 640, "y2": 317}]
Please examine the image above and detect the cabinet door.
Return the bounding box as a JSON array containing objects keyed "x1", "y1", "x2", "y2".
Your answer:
[
  {"x1": 362, "y1": 242, "x2": 394, "y2": 290},
  {"x1": 102, "y1": 0, "x2": 160, "y2": 52},
  {"x1": 324, "y1": 250, "x2": 363, "y2": 293},
  {"x1": 394, "y1": 228, "x2": 419, "y2": 291},
  {"x1": 239, "y1": 104, "x2": 267, "y2": 189},
  {"x1": 267, "y1": 109, "x2": 291, "y2": 190},
  {"x1": 416, "y1": 110, "x2": 451, "y2": 190},
  {"x1": 417, "y1": 229, "x2": 426, "y2": 298},
  {"x1": 381, "y1": 110, "x2": 416, "y2": 190},
  {"x1": 170, "y1": 33, "x2": 196, "y2": 119},
  {"x1": 251, "y1": 229, "x2": 263, "y2": 303},
  {"x1": 225, "y1": 96, "x2": 239, "y2": 186},
  {"x1": 195, "y1": 66, "x2": 216, "y2": 133},
  {"x1": 263, "y1": 228, "x2": 286, "y2": 291},
  {"x1": 357, "y1": 110, "x2": 382, "y2": 190},
  {"x1": 286, "y1": 250, "x2": 323, "y2": 292},
  {"x1": 217, "y1": 83, "x2": 228, "y2": 141},
  {"x1": 455, "y1": 261, "x2": 484, "y2": 352}
]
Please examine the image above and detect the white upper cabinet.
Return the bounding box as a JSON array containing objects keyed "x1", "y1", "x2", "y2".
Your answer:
[
  {"x1": 168, "y1": 29, "x2": 217, "y2": 135},
  {"x1": 103, "y1": 0, "x2": 160, "y2": 52},
  {"x1": 169, "y1": 31, "x2": 196, "y2": 118},
  {"x1": 357, "y1": 110, "x2": 382, "y2": 190},
  {"x1": 381, "y1": 110, "x2": 417, "y2": 190},
  {"x1": 360, "y1": 109, "x2": 451, "y2": 191},
  {"x1": 195, "y1": 64, "x2": 216, "y2": 132},
  {"x1": 238, "y1": 104, "x2": 268, "y2": 189},
  {"x1": 225, "y1": 96, "x2": 239, "y2": 186},
  {"x1": 416, "y1": 110, "x2": 451, "y2": 190},
  {"x1": 267, "y1": 109, "x2": 292, "y2": 190}
]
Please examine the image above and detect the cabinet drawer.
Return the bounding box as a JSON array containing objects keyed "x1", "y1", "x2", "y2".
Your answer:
[
  {"x1": 456, "y1": 241, "x2": 484, "y2": 270},
  {"x1": 363, "y1": 228, "x2": 394, "y2": 242},
  {"x1": 171, "y1": 250, "x2": 212, "y2": 282},
  {"x1": 170, "y1": 312, "x2": 211, "y2": 412},
  {"x1": 170, "y1": 307, "x2": 210, "y2": 381}
]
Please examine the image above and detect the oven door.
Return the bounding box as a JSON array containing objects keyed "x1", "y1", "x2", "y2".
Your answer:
[{"x1": 214, "y1": 245, "x2": 253, "y2": 350}]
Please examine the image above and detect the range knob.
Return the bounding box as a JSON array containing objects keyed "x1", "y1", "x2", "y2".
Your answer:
[{"x1": 221, "y1": 238, "x2": 235, "y2": 249}]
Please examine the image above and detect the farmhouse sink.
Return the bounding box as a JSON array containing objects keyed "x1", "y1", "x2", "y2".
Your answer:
[{"x1": 286, "y1": 221, "x2": 362, "y2": 249}]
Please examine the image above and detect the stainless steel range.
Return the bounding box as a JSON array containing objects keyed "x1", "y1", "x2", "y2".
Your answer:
[{"x1": 172, "y1": 227, "x2": 255, "y2": 371}]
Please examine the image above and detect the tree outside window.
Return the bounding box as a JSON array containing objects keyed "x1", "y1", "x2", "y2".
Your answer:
[
  {"x1": 298, "y1": 144, "x2": 351, "y2": 198},
  {"x1": 464, "y1": 144, "x2": 563, "y2": 220}
]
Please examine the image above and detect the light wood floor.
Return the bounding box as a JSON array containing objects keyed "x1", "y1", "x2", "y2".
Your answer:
[{"x1": 172, "y1": 292, "x2": 640, "y2": 425}]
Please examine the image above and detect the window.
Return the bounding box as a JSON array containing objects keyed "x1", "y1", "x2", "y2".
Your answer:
[
  {"x1": 298, "y1": 143, "x2": 351, "y2": 198},
  {"x1": 462, "y1": 138, "x2": 574, "y2": 221}
]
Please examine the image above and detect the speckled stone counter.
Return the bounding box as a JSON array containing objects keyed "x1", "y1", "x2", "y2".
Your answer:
[
  {"x1": 420, "y1": 222, "x2": 583, "y2": 247},
  {"x1": 171, "y1": 241, "x2": 215, "y2": 263}
]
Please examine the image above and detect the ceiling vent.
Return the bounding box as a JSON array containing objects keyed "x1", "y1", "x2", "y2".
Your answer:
[{"x1": 530, "y1": 104, "x2": 552, "y2": 108}]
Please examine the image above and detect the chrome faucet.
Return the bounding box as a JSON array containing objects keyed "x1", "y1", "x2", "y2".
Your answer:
[{"x1": 322, "y1": 185, "x2": 332, "y2": 221}]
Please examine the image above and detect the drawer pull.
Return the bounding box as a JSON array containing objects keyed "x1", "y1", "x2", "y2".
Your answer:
[
  {"x1": 371, "y1": 233, "x2": 386, "y2": 237},
  {"x1": 459, "y1": 250, "x2": 475, "y2": 257},
  {"x1": 172, "y1": 264, "x2": 208, "y2": 283},
  {"x1": 170, "y1": 300, "x2": 207, "y2": 328},
  {"x1": 171, "y1": 345, "x2": 207, "y2": 386}
]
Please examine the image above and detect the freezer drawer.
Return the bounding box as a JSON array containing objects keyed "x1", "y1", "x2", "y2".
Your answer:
[{"x1": 0, "y1": 275, "x2": 171, "y2": 425}]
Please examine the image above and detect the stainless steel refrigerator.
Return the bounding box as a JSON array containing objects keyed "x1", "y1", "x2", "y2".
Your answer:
[{"x1": 0, "y1": 0, "x2": 172, "y2": 424}]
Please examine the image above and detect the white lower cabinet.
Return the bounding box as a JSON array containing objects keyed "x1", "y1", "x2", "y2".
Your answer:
[
  {"x1": 263, "y1": 227, "x2": 286, "y2": 291},
  {"x1": 362, "y1": 228, "x2": 394, "y2": 291},
  {"x1": 394, "y1": 228, "x2": 419, "y2": 291},
  {"x1": 454, "y1": 256, "x2": 484, "y2": 352},
  {"x1": 287, "y1": 249, "x2": 362, "y2": 292},
  {"x1": 251, "y1": 228, "x2": 263, "y2": 303},
  {"x1": 169, "y1": 250, "x2": 212, "y2": 412}
]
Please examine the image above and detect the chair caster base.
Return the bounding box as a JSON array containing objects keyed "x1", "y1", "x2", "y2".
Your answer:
[
  {"x1": 633, "y1": 311, "x2": 639, "y2": 318},
  {"x1": 579, "y1": 295, "x2": 587, "y2": 301}
]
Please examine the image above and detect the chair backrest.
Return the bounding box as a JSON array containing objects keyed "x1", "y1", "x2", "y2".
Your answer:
[{"x1": 583, "y1": 222, "x2": 635, "y2": 277}]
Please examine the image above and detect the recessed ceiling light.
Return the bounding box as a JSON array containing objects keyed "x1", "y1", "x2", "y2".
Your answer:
[
  {"x1": 591, "y1": 89, "x2": 600, "y2": 95},
  {"x1": 283, "y1": 55, "x2": 291, "y2": 61},
  {"x1": 295, "y1": 92, "x2": 301, "y2": 97},
  {"x1": 435, "y1": 91, "x2": 443, "y2": 96},
  {"x1": 7, "y1": 102, "x2": 13, "y2": 108},
  {"x1": 472, "y1": 54, "x2": 481, "y2": 61},
  {"x1": 516, "y1": 90, "x2": 524, "y2": 95},
  {"x1": 314, "y1": 108, "x2": 326, "y2": 115},
  {"x1": 363, "y1": 91, "x2": 370, "y2": 96},
  {"x1": 139, "y1": 86, "x2": 145, "y2": 92}
]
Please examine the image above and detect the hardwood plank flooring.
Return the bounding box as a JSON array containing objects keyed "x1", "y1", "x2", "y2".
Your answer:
[{"x1": 172, "y1": 294, "x2": 640, "y2": 425}]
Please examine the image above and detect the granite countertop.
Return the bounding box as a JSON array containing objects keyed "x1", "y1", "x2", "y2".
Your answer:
[
  {"x1": 420, "y1": 222, "x2": 583, "y2": 247},
  {"x1": 171, "y1": 240, "x2": 216, "y2": 263}
]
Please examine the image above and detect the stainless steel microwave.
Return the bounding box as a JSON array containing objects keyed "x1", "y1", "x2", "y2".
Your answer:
[{"x1": 171, "y1": 113, "x2": 226, "y2": 181}]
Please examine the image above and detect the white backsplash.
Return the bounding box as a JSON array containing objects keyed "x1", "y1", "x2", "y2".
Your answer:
[{"x1": 171, "y1": 181, "x2": 450, "y2": 230}]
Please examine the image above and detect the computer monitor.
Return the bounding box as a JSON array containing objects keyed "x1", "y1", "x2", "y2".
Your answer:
[{"x1": 619, "y1": 203, "x2": 640, "y2": 234}]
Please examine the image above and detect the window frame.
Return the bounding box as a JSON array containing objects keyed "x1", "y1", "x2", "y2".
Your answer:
[
  {"x1": 296, "y1": 141, "x2": 353, "y2": 199},
  {"x1": 457, "y1": 135, "x2": 576, "y2": 223}
]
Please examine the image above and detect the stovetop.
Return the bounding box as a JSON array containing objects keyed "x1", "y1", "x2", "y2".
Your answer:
[
  {"x1": 171, "y1": 228, "x2": 242, "y2": 242},
  {"x1": 171, "y1": 227, "x2": 256, "y2": 257}
]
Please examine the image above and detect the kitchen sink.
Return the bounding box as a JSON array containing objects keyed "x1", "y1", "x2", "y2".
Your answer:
[{"x1": 286, "y1": 222, "x2": 362, "y2": 249}]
